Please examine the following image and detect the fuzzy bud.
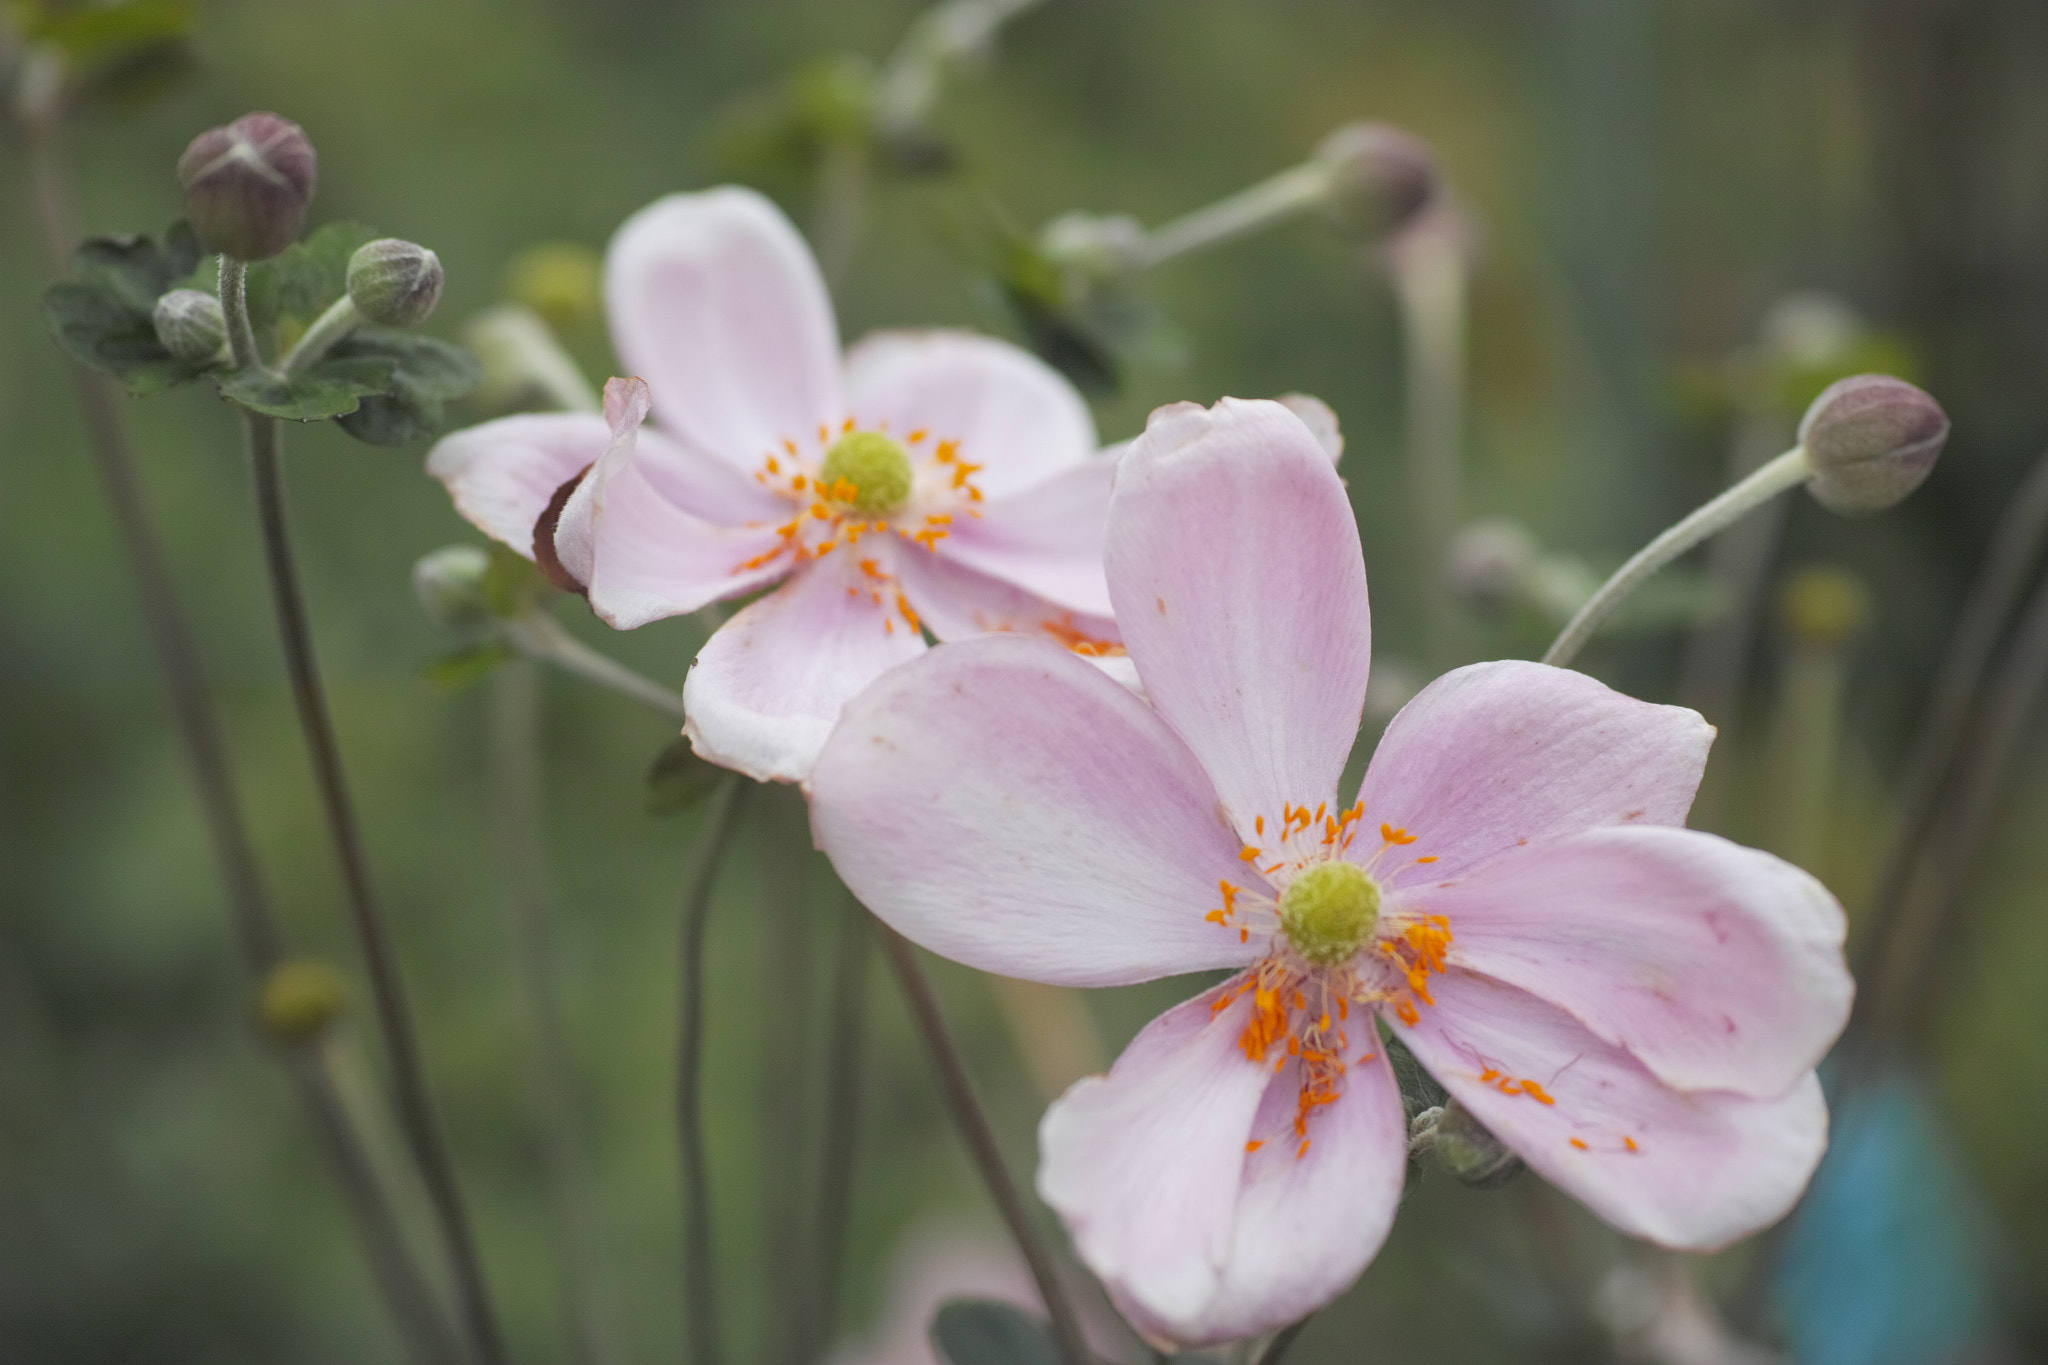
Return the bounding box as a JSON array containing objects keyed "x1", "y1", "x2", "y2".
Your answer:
[
  {"x1": 152, "y1": 288, "x2": 227, "y2": 362},
  {"x1": 256, "y1": 959, "x2": 348, "y2": 1044},
  {"x1": 1799, "y1": 375, "x2": 1949, "y2": 517},
  {"x1": 176, "y1": 112, "x2": 317, "y2": 261},
  {"x1": 412, "y1": 545, "x2": 494, "y2": 631},
  {"x1": 347, "y1": 239, "x2": 443, "y2": 327},
  {"x1": 1412, "y1": 1099, "x2": 1523, "y2": 1188},
  {"x1": 1313, "y1": 122, "x2": 1439, "y2": 240},
  {"x1": 1447, "y1": 518, "x2": 1539, "y2": 615}
]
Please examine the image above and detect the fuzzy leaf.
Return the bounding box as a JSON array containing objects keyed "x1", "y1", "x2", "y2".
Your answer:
[
  {"x1": 244, "y1": 221, "x2": 379, "y2": 339},
  {"x1": 330, "y1": 330, "x2": 482, "y2": 446},
  {"x1": 930, "y1": 1301, "x2": 1063, "y2": 1365},
  {"x1": 216, "y1": 356, "x2": 396, "y2": 422},
  {"x1": 41, "y1": 222, "x2": 212, "y2": 394}
]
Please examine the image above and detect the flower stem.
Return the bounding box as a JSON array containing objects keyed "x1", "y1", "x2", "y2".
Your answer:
[
  {"x1": 1257, "y1": 1317, "x2": 1313, "y2": 1365},
  {"x1": 241, "y1": 410, "x2": 510, "y2": 1365},
  {"x1": 281, "y1": 295, "x2": 363, "y2": 376},
  {"x1": 875, "y1": 0, "x2": 1048, "y2": 135},
  {"x1": 677, "y1": 775, "x2": 748, "y2": 1365},
  {"x1": 1130, "y1": 162, "x2": 1331, "y2": 272},
  {"x1": 218, "y1": 256, "x2": 263, "y2": 372},
  {"x1": 502, "y1": 611, "x2": 689, "y2": 720},
  {"x1": 1541, "y1": 446, "x2": 1813, "y2": 669},
  {"x1": 873, "y1": 923, "x2": 1091, "y2": 1365},
  {"x1": 1388, "y1": 217, "x2": 1467, "y2": 669},
  {"x1": 807, "y1": 893, "x2": 871, "y2": 1349}
]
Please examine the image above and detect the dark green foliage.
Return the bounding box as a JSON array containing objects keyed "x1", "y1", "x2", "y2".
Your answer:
[
  {"x1": 646, "y1": 737, "x2": 725, "y2": 816},
  {"x1": 40, "y1": 222, "x2": 211, "y2": 394},
  {"x1": 930, "y1": 1299, "x2": 1065, "y2": 1365}
]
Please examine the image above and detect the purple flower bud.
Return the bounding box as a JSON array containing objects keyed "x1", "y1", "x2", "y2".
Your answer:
[
  {"x1": 348, "y1": 238, "x2": 444, "y2": 326},
  {"x1": 177, "y1": 112, "x2": 317, "y2": 261},
  {"x1": 1313, "y1": 122, "x2": 1439, "y2": 240},
  {"x1": 1799, "y1": 374, "x2": 1949, "y2": 517}
]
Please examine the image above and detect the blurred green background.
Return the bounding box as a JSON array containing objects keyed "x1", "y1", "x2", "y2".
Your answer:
[{"x1": 4, "y1": 1, "x2": 2047, "y2": 1362}]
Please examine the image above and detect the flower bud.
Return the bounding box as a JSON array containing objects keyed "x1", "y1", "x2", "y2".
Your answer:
[
  {"x1": 257, "y1": 958, "x2": 348, "y2": 1044},
  {"x1": 176, "y1": 112, "x2": 317, "y2": 261},
  {"x1": 1447, "y1": 518, "x2": 1538, "y2": 615},
  {"x1": 152, "y1": 288, "x2": 227, "y2": 362},
  {"x1": 348, "y1": 239, "x2": 443, "y2": 327},
  {"x1": 1778, "y1": 564, "x2": 1871, "y2": 648},
  {"x1": 1798, "y1": 374, "x2": 1949, "y2": 517},
  {"x1": 1412, "y1": 1099, "x2": 1523, "y2": 1188},
  {"x1": 412, "y1": 545, "x2": 493, "y2": 631},
  {"x1": 1313, "y1": 122, "x2": 1438, "y2": 240},
  {"x1": 504, "y1": 242, "x2": 602, "y2": 337}
]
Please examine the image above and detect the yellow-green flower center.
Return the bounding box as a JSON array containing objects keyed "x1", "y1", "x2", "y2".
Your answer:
[
  {"x1": 1278, "y1": 860, "x2": 1380, "y2": 967},
  {"x1": 819, "y1": 431, "x2": 914, "y2": 514}
]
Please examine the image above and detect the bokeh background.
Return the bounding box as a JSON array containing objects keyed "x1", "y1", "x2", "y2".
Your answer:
[{"x1": 4, "y1": 2, "x2": 2047, "y2": 1362}]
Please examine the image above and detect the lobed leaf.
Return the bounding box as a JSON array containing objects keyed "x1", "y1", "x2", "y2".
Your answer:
[
  {"x1": 330, "y1": 329, "x2": 482, "y2": 446},
  {"x1": 41, "y1": 222, "x2": 212, "y2": 394}
]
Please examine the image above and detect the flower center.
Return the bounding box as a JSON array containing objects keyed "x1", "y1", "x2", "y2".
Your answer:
[
  {"x1": 818, "y1": 431, "x2": 914, "y2": 515},
  {"x1": 1278, "y1": 860, "x2": 1380, "y2": 967}
]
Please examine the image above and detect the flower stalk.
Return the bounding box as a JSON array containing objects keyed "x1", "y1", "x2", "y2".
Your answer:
[
  {"x1": 1388, "y1": 211, "x2": 1468, "y2": 668},
  {"x1": 281, "y1": 294, "x2": 363, "y2": 376},
  {"x1": 807, "y1": 893, "x2": 872, "y2": 1350},
  {"x1": 500, "y1": 610, "x2": 689, "y2": 720}
]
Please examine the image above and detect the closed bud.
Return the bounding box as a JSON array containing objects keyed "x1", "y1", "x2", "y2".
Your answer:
[
  {"x1": 1413, "y1": 1099, "x2": 1523, "y2": 1188},
  {"x1": 152, "y1": 288, "x2": 227, "y2": 362},
  {"x1": 1313, "y1": 122, "x2": 1438, "y2": 240},
  {"x1": 1799, "y1": 374, "x2": 1949, "y2": 517},
  {"x1": 1778, "y1": 564, "x2": 1871, "y2": 647},
  {"x1": 177, "y1": 112, "x2": 317, "y2": 261},
  {"x1": 1447, "y1": 518, "x2": 1538, "y2": 615},
  {"x1": 257, "y1": 959, "x2": 348, "y2": 1044},
  {"x1": 348, "y1": 239, "x2": 443, "y2": 327},
  {"x1": 412, "y1": 545, "x2": 494, "y2": 631}
]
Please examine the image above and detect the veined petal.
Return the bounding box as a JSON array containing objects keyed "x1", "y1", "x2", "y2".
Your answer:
[
  {"x1": 889, "y1": 538, "x2": 1119, "y2": 649},
  {"x1": 1275, "y1": 393, "x2": 1344, "y2": 465},
  {"x1": 1108, "y1": 398, "x2": 1370, "y2": 845},
  {"x1": 606, "y1": 187, "x2": 842, "y2": 469},
  {"x1": 1400, "y1": 970, "x2": 1829, "y2": 1251},
  {"x1": 682, "y1": 549, "x2": 925, "y2": 783},
  {"x1": 843, "y1": 330, "x2": 1096, "y2": 500},
  {"x1": 1412, "y1": 826, "x2": 1851, "y2": 1097},
  {"x1": 634, "y1": 426, "x2": 793, "y2": 527},
  {"x1": 426, "y1": 412, "x2": 608, "y2": 556},
  {"x1": 1352, "y1": 660, "x2": 1712, "y2": 890},
  {"x1": 936, "y1": 457, "x2": 1117, "y2": 617},
  {"x1": 553, "y1": 379, "x2": 786, "y2": 629},
  {"x1": 807, "y1": 634, "x2": 1254, "y2": 985}
]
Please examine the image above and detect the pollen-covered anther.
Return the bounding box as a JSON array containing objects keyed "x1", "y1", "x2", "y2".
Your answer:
[
  {"x1": 1277, "y1": 860, "x2": 1381, "y2": 967},
  {"x1": 818, "y1": 430, "x2": 915, "y2": 515}
]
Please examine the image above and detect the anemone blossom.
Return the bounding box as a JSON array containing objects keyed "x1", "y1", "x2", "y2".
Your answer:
[
  {"x1": 808, "y1": 397, "x2": 1852, "y2": 1346},
  {"x1": 428, "y1": 186, "x2": 1122, "y2": 781}
]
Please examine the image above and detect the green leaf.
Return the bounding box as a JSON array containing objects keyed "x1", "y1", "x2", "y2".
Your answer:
[
  {"x1": 244, "y1": 221, "x2": 379, "y2": 338},
  {"x1": 41, "y1": 222, "x2": 212, "y2": 394},
  {"x1": 422, "y1": 640, "x2": 514, "y2": 693},
  {"x1": 330, "y1": 330, "x2": 482, "y2": 446},
  {"x1": 216, "y1": 356, "x2": 397, "y2": 422},
  {"x1": 646, "y1": 737, "x2": 724, "y2": 816},
  {"x1": 930, "y1": 1300, "x2": 1064, "y2": 1365},
  {"x1": 17, "y1": 0, "x2": 196, "y2": 62}
]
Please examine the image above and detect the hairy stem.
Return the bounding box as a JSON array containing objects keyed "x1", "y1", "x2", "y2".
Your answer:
[
  {"x1": 281, "y1": 295, "x2": 363, "y2": 376},
  {"x1": 218, "y1": 257, "x2": 263, "y2": 372},
  {"x1": 241, "y1": 410, "x2": 509, "y2": 1365}
]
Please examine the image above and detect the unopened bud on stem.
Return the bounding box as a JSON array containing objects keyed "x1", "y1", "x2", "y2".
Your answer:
[
  {"x1": 1313, "y1": 122, "x2": 1438, "y2": 240},
  {"x1": 1799, "y1": 374, "x2": 1949, "y2": 517},
  {"x1": 1411, "y1": 1099, "x2": 1523, "y2": 1188},
  {"x1": 257, "y1": 959, "x2": 348, "y2": 1044},
  {"x1": 412, "y1": 545, "x2": 494, "y2": 631},
  {"x1": 177, "y1": 112, "x2": 317, "y2": 261},
  {"x1": 152, "y1": 288, "x2": 227, "y2": 362},
  {"x1": 348, "y1": 238, "x2": 444, "y2": 327}
]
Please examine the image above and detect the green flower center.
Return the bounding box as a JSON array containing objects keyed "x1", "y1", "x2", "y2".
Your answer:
[
  {"x1": 1278, "y1": 860, "x2": 1380, "y2": 967},
  {"x1": 819, "y1": 431, "x2": 914, "y2": 515}
]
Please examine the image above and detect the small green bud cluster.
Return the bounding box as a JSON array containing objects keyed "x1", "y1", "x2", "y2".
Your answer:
[
  {"x1": 177, "y1": 112, "x2": 318, "y2": 261},
  {"x1": 152, "y1": 288, "x2": 227, "y2": 362},
  {"x1": 348, "y1": 238, "x2": 444, "y2": 327},
  {"x1": 1799, "y1": 375, "x2": 1949, "y2": 517}
]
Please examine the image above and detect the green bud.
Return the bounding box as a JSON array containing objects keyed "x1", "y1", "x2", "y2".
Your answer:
[
  {"x1": 347, "y1": 238, "x2": 443, "y2": 327},
  {"x1": 1778, "y1": 564, "x2": 1871, "y2": 647},
  {"x1": 152, "y1": 288, "x2": 226, "y2": 362},
  {"x1": 1414, "y1": 1098, "x2": 1523, "y2": 1188},
  {"x1": 1799, "y1": 374, "x2": 1949, "y2": 517},
  {"x1": 257, "y1": 959, "x2": 348, "y2": 1044},
  {"x1": 412, "y1": 545, "x2": 494, "y2": 631},
  {"x1": 1313, "y1": 122, "x2": 1438, "y2": 240},
  {"x1": 504, "y1": 242, "x2": 602, "y2": 337},
  {"x1": 177, "y1": 112, "x2": 317, "y2": 261}
]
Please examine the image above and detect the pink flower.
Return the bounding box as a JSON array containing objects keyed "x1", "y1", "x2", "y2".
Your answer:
[
  {"x1": 807, "y1": 398, "x2": 1853, "y2": 1346},
  {"x1": 427, "y1": 187, "x2": 1119, "y2": 781}
]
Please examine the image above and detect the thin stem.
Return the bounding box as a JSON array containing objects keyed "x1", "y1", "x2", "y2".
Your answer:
[
  {"x1": 757, "y1": 788, "x2": 815, "y2": 1365},
  {"x1": 241, "y1": 411, "x2": 510, "y2": 1365},
  {"x1": 1388, "y1": 218, "x2": 1467, "y2": 669},
  {"x1": 807, "y1": 894, "x2": 871, "y2": 1348},
  {"x1": 1542, "y1": 446, "x2": 1813, "y2": 669},
  {"x1": 677, "y1": 776, "x2": 747, "y2": 1365},
  {"x1": 281, "y1": 295, "x2": 363, "y2": 377},
  {"x1": 875, "y1": 0, "x2": 1048, "y2": 135},
  {"x1": 1129, "y1": 162, "x2": 1331, "y2": 272},
  {"x1": 1258, "y1": 1317, "x2": 1312, "y2": 1365},
  {"x1": 218, "y1": 257, "x2": 263, "y2": 372},
  {"x1": 502, "y1": 612, "x2": 688, "y2": 721},
  {"x1": 873, "y1": 923, "x2": 1090, "y2": 1365},
  {"x1": 19, "y1": 95, "x2": 460, "y2": 1365},
  {"x1": 491, "y1": 661, "x2": 615, "y2": 1365}
]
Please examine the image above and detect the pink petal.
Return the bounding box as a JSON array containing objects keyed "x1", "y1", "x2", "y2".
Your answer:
[
  {"x1": 633, "y1": 426, "x2": 792, "y2": 527},
  {"x1": 842, "y1": 330, "x2": 1096, "y2": 500},
  {"x1": 889, "y1": 538, "x2": 1119, "y2": 648},
  {"x1": 1352, "y1": 660, "x2": 1712, "y2": 891},
  {"x1": 1413, "y1": 826, "x2": 1850, "y2": 1097},
  {"x1": 1275, "y1": 393, "x2": 1344, "y2": 464},
  {"x1": 1400, "y1": 969, "x2": 1829, "y2": 1250},
  {"x1": 807, "y1": 634, "x2": 1255, "y2": 985},
  {"x1": 425, "y1": 412, "x2": 608, "y2": 557},
  {"x1": 1107, "y1": 398, "x2": 1370, "y2": 844},
  {"x1": 553, "y1": 379, "x2": 787, "y2": 629},
  {"x1": 1038, "y1": 981, "x2": 1406, "y2": 1348},
  {"x1": 682, "y1": 549, "x2": 925, "y2": 782},
  {"x1": 935, "y1": 456, "x2": 1117, "y2": 617},
  {"x1": 605, "y1": 187, "x2": 842, "y2": 469}
]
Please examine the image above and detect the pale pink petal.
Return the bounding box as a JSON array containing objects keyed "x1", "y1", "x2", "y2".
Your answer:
[
  {"x1": 1039, "y1": 982, "x2": 1406, "y2": 1349},
  {"x1": 1399, "y1": 970, "x2": 1829, "y2": 1250},
  {"x1": 605, "y1": 187, "x2": 842, "y2": 469},
  {"x1": 934, "y1": 457, "x2": 1116, "y2": 617},
  {"x1": 553, "y1": 379, "x2": 787, "y2": 629},
  {"x1": 1107, "y1": 399, "x2": 1370, "y2": 844},
  {"x1": 1275, "y1": 393, "x2": 1344, "y2": 464},
  {"x1": 889, "y1": 538, "x2": 1119, "y2": 648},
  {"x1": 1410, "y1": 826, "x2": 1850, "y2": 1097},
  {"x1": 426, "y1": 413, "x2": 607, "y2": 557},
  {"x1": 682, "y1": 549, "x2": 925, "y2": 783},
  {"x1": 1352, "y1": 660, "x2": 1712, "y2": 891},
  {"x1": 809, "y1": 634, "x2": 1255, "y2": 984},
  {"x1": 843, "y1": 330, "x2": 1096, "y2": 499},
  {"x1": 633, "y1": 427, "x2": 792, "y2": 527}
]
